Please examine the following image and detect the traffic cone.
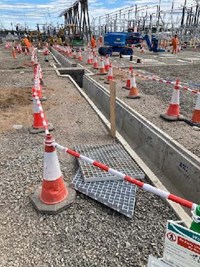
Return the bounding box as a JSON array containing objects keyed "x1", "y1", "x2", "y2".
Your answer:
[
  {"x1": 12, "y1": 47, "x2": 17, "y2": 59},
  {"x1": 77, "y1": 49, "x2": 83, "y2": 61},
  {"x1": 190, "y1": 205, "x2": 200, "y2": 233},
  {"x1": 104, "y1": 64, "x2": 113, "y2": 84},
  {"x1": 126, "y1": 72, "x2": 141, "y2": 99},
  {"x1": 122, "y1": 65, "x2": 133, "y2": 90},
  {"x1": 32, "y1": 66, "x2": 46, "y2": 101},
  {"x1": 93, "y1": 55, "x2": 98, "y2": 69},
  {"x1": 73, "y1": 50, "x2": 77, "y2": 59},
  {"x1": 184, "y1": 93, "x2": 200, "y2": 129},
  {"x1": 30, "y1": 134, "x2": 76, "y2": 214},
  {"x1": 29, "y1": 94, "x2": 53, "y2": 134},
  {"x1": 98, "y1": 58, "x2": 107, "y2": 75},
  {"x1": 160, "y1": 79, "x2": 184, "y2": 121},
  {"x1": 86, "y1": 52, "x2": 92, "y2": 64},
  {"x1": 105, "y1": 55, "x2": 110, "y2": 72}
]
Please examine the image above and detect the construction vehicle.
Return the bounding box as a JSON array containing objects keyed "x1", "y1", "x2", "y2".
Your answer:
[
  {"x1": 98, "y1": 32, "x2": 165, "y2": 56},
  {"x1": 143, "y1": 34, "x2": 165, "y2": 52},
  {"x1": 98, "y1": 32, "x2": 134, "y2": 56}
]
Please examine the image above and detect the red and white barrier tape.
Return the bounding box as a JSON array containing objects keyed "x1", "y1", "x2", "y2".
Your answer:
[
  {"x1": 54, "y1": 142, "x2": 197, "y2": 211},
  {"x1": 33, "y1": 92, "x2": 49, "y2": 135},
  {"x1": 54, "y1": 45, "x2": 200, "y2": 95},
  {"x1": 113, "y1": 65, "x2": 200, "y2": 95}
]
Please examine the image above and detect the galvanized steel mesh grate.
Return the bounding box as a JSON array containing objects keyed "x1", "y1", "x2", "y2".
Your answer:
[
  {"x1": 72, "y1": 169, "x2": 137, "y2": 218},
  {"x1": 75, "y1": 143, "x2": 145, "y2": 182}
]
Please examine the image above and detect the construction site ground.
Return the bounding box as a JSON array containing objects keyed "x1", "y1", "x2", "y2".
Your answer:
[
  {"x1": 67, "y1": 47, "x2": 200, "y2": 158},
  {"x1": 0, "y1": 46, "x2": 182, "y2": 267}
]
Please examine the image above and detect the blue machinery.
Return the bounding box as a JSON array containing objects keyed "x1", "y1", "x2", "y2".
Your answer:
[{"x1": 98, "y1": 32, "x2": 165, "y2": 56}]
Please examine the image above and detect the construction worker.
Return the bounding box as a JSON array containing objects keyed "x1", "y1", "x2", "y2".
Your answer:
[
  {"x1": 23, "y1": 34, "x2": 32, "y2": 52},
  {"x1": 90, "y1": 35, "x2": 97, "y2": 49},
  {"x1": 98, "y1": 35, "x2": 103, "y2": 47},
  {"x1": 171, "y1": 34, "x2": 179, "y2": 54}
]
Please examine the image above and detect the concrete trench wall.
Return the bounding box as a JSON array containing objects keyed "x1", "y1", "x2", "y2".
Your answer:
[
  {"x1": 83, "y1": 74, "x2": 200, "y2": 204},
  {"x1": 51, "y1": 47, "x2": 77, "y2": 68},
  {"x1": 50, "y1": 48, "x2": 200, "y2": 204}
]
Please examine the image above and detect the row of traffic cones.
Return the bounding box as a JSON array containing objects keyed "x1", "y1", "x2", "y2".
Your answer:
[
  {"x1": 16, "y1": 45, "x2": 199, "y2": 231},
  {"x1": 53, "y1": 44, "x2": 200, "y2": 128},
  {"x1": 160, "y1": 79, "x2": 200, "y2": 128}
]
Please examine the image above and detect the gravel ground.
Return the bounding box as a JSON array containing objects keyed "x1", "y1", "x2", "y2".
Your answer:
[
  {"x1": 0, "y1": 46, "x2": 180, "y2": 267},
  {"x1": 65, "y1": 48, "x2": 200, "y2": 158}
]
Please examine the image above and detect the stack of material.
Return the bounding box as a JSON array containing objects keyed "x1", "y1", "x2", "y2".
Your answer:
[{"x1": 72, "y1": 143, "x2": 145, "y2": 218}]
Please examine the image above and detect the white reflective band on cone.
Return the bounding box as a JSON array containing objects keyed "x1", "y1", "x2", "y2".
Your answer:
[
  {"x1": 33, "y1": 98, "x2": 40, "y2": 113},
  {"x1": 143, "y1": 184, "x2": 170, "y2": 199},
  {"x1": 195, "y1": 94, "x2": 200, "y2": 109},
  {"x1": 171, "y1": 90, "x2": 179, "y2": 105},
  {"x1": 43, "y1": 151, "x2": 62, "y2": 181}
]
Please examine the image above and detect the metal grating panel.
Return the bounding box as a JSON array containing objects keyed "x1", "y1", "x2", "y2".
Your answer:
[
  {"x1": 72, "y1": 169, "x2": 137, "y2": 218},
  {"x1": 75, "y1": 143, "x2": 145, "y2": 182}
]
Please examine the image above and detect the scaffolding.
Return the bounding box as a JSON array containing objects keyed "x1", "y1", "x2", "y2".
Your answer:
[
  {"x1": 60, "y1": 0, "x2": 91, "y2": 41},
  {"x1": 91, "y1": 1, "x2": 200, "y2": 43}
]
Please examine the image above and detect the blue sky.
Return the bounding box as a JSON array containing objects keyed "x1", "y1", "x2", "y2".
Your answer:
[{"x1": 0, "y1": 0, "x2": 195, "y2": 30}]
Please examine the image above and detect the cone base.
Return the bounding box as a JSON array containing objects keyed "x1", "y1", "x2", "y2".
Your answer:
[
  {"x1": 122, "y1": 86, "x2": 130, "y2": 90},
  {"x1": 126, "y1": 95, "x2": 141, "y2": 99},
  {"x1": 160, "y1": 114, "x2": 185, "y2": 121},
  {"x1": 30, "y1": 183, "x2": 76, "y2": 214},
  {"x1": 30, "y1": 96, "x2": 47, "y2": 102},
  {"x1": 98, "y1": 72, "x2": 107, "y2": 75},
  {"x1": 184, "y1": 119, "x2": 200, "y2": 127},
  {"x1": 29, "y1": 123, "x2": 54, "y2": 134},
  {"x1": 104, "y1": 80, "x2": 113, "y2": 84}
]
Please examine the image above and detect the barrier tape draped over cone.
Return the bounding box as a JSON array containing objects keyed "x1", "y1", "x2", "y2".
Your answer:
[
  {"x1": 29, "y1": 91, "x2": 53, "y2": 134},
  {"x1": 126, "y1": 72, "x2": 141, "y2": 99},
  {"x1": 122, "y1": 65, "x2": 133, "y2": 90},
  {"x1": 104, "y1": 64, "x2": 113, "y2": 84},
  {"x1": 98, "y1": 58, "x2": 107, "y2": 75},
  {"x1": 30, "y1": 134, "x2": 76, "y2": 214},
  {"x1": 160, "y1": 79, "x2": 184, "y2": 121}
]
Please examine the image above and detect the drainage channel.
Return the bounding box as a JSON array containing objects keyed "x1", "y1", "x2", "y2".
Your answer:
[{"x1": 50, "y1": 48, "x2": 200, "y2": 226}]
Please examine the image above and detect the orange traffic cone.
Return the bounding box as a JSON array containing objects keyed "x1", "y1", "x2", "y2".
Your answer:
[
  {"x1": 185, "y1": 93, "x2": 200, "y2": 129},
  {"x1": 93, "y1": 55, "x2": 98, "y2": 69},
  {"x1": 29, "y1": 93, "x2": 52, "y2": 133},
  {"x1": 73, "y1": 50, "x2": 77, "y2": 59},
  {"x1": 98, "y1": 58, "x2": 107, "y2": 75},
  {"x1": 122, "y1": 65, "x2": 133, "y2": 90},
  {"x1": 126, "y1": 72, "x2": 141, "y2": 99},
  {"x1": 104, "y1": 64, "x2": 114, "y2": 84},
  {"x1": 30, "y1": 134, "x2": 76, "y2": 214},
  {"x1": 86, "y1": 52, "x2": 92, "y2": 64},
  {"x1": 105, "y1": 55, "x2": 110, "y2": 72},
  {"x1": 160, "y1": 79, "x2": 184, "y2": 121},
  {"x1": 12, "y1": 47, "x2": 17, "y2": 59},
  {"x1": 77, "y1": 49, "x2": 83, "y2": 61}
]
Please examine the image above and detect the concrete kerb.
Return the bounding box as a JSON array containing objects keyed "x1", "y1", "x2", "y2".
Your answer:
[
  {"x1": 82, "y1": 74, "x2": 200, "y2": 205},
  {"x1": 52, "y1": 63, "x2": 192, "y2": 227}
]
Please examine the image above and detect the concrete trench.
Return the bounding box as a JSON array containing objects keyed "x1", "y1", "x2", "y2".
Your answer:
[{"x1": 51, "y1": 47, "x2": 200, "y2": 216}]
